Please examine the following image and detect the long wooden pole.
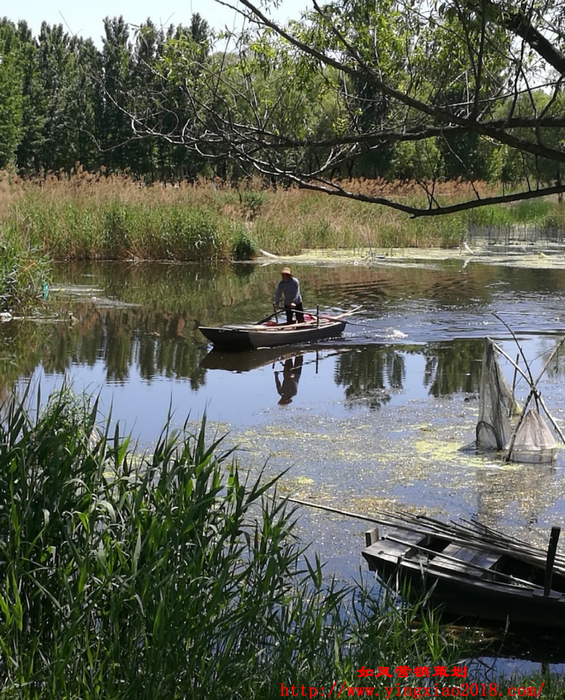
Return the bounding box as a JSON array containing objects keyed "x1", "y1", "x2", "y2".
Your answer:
[
  {"x1": 286, "y1": 498, "x2": 565, "y2": 571},
  {"x1": 428, "y1": 513, "x2": 565, "y2": 568},
  {"x1": 493, "y1": 314, "x2": 538, "y2": 407},
  {"x1": 288, "y1": 497, "x2": 382, "y2": 524}
]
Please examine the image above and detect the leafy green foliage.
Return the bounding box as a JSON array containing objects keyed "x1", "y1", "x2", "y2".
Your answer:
[
  {"x1": 0, "y1": 21, "x2": 24, "y2": 168},
  {"x1": 3, "y1": 1, "x2": 565, "y2": 216},
  {"x1": 231, "y1": 222, "x2": 258, "y2": 259}
]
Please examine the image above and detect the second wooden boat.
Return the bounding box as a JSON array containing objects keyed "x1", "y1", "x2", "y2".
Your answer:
[{"x1": 362, "y1": 514, "x2": 565, "y2": 630}]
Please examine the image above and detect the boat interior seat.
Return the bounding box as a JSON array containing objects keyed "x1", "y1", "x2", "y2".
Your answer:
[
  {"x1": 363, "y1": 540, "x2": 419, "y2": 570},
  {"x1": 363, "y1": 528, "x2": 432, "y2": 567},
  {"x1": 434, "y1": 544, "x2": 502, "y2": 578}
]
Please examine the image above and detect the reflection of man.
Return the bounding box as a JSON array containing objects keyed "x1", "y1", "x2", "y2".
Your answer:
[{"x1": 275, "y1": 356, "x2": 304, "y2": 405}]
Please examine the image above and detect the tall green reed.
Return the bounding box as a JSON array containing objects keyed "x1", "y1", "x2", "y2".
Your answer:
[
  {"x1": 0, "y1": 227, "x2": 50, "y2": 311},
  {"x1": 13, "y1": 199, "x2": 231, "y2": 261},
  {"x1": 0, "y1": 386, "x2": 467, "y2": 699}
]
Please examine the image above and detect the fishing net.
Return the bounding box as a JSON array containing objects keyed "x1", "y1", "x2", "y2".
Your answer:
[
  {"x1": 476, "y1": 337, "x2": 557, "y2": 463},
  {"x1": 506, "y1": 408, "x2": 557, "y2": 464},
  {"x1": 476, "y1": 338, "x2": 517, "y2": 450}
]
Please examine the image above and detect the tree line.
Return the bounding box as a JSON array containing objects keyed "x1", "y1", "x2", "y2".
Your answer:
[
  {"x1": 0, "y1": 15, "x2": 215, "y2": 181},
  {"x1": 2, "y1": 1, "x2": 565, "y2": 216}
]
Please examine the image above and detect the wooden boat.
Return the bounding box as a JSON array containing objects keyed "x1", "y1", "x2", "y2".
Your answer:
[
  {"x1": 362, "y1": 512, "x2": 565, "y2": 630},
  {"x1": 199, "y1": 311, "x2": 351, "y2": 350}
]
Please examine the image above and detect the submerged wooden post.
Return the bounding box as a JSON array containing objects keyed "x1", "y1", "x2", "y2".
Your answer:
[{"x1": 544, "y1": 526, "x2": 561, "y2": 596}]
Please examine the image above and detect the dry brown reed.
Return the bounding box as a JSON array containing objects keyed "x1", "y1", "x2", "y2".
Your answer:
[{"x1": 0, "y1": 170, "x2": 558, "y2": 260}]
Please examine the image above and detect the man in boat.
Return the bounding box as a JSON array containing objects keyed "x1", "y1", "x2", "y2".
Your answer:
[{"x1": 274, "y1": 267, "x2": 304, "y2": 325}]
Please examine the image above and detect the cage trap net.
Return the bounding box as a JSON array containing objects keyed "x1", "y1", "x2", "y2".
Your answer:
[{"x1": 476, "y1": 334, "x2": 565, "y2": 464}]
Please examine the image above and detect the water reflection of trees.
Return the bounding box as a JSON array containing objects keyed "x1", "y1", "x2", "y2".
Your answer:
[
  {"x1": 334, "y1": 347, "x2": 405, "y2": 409},
  {"x1": 535, "y1": 336, "x2": 565, "y2": 381},
  {"x1": 4, "y1": 261, "x2": 387, "y2": 391},
  {"x1": 6, "y1": 260, "x2": 564, "y2": 398},
  {"x1": 56, "y1": 261, "x2": 279, "y2": 329},
  {"x1": 41, "y1": 304, "x2": 209, "y2": 388},
  {"x1": 0, "y1": 320, "x2": 52, "y2": 394},
  {"x1": 423, "y1": 339, "x2": 485, "y2": 397},
  {"x1": 334, "y1": 339, "x2": 486, "y2": 409},
  {"x1": 52, "y1": 258, "x2": 521, "y2": 327}
]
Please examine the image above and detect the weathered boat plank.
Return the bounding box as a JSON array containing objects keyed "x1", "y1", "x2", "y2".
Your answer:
[{"x1": 433, "y1": 544, "x2": 502, "y2": 577}]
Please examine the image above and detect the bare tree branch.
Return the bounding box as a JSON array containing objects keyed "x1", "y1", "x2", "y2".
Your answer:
[{"x1": 122, "y1": 0, "x2": 565, "y2": 216}]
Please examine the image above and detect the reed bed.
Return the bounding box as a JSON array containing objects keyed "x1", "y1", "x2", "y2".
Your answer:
[
  {"x1": 3, "y1": 170, "x2": 562, "y2": 261},
  {"x1": 0, "y1": 385, "x2": 463, "y2": 699}
]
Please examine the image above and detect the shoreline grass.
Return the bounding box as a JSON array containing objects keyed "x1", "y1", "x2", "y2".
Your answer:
[
  {"x1": 0, "y1": 225, "x2": 50, "y2": 312},
  {"x1": 2, "y1": 171, "x2": 564, "y2": 262}
]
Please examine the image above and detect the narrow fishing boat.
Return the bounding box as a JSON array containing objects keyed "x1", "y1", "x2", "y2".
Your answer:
[
  {"x1": 199, "y1": 308, "x2": 357, "y2": 350},
  {"x1": 362, "y1": 512, "x2": 565, "y2": 630}
]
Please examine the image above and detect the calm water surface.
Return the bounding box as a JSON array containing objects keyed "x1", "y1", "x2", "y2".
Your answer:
[{"x1": 4, "y1": 256, "x2": 565, "y2": 664}]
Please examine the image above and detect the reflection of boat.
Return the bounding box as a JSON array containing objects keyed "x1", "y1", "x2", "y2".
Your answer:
[
  {"x1": 200, "y1": 346, "x2": 311, "y2": 372},
  {"x1": 362, "y1": 513, "x2": 565, "y2": 631},
  {"x1": 199, "y1": 315, "x2": 346, "y2": 350}
]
